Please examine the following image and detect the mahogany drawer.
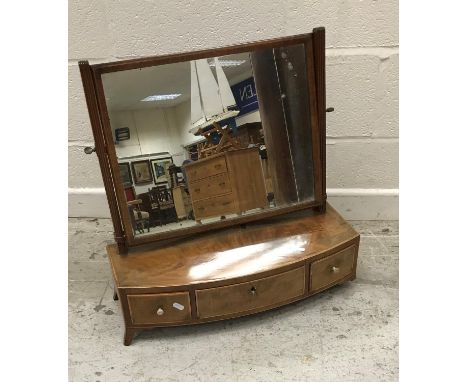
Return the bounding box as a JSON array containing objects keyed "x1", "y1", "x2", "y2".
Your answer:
[
  {"x1": 192, "y1": 193, "x2": 237, "y2": 219},
  {"x1": 310, "y1": 245, "x2": 356, "y2": 292},
  {"x1": 190, "y1": 173, "x2": 232, "y2": 202},
  {"x1": 185, "y1": 156, "x2": 227, "y2": 182},
  {"x1": 127, "y1": 292, "x2": 191, "y2": 325},
  {"x1": 196, "y1": 267, "x2": 305, "y2": 319}
]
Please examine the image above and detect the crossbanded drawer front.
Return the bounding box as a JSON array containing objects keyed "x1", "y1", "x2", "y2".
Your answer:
[
  {"x1": 190, "y1": 173, "x2": 232, "y2": 202},
  {"x1": 310, "y1": 245, "x2": 356, "y2": 292},
  {"x1": 127, "y1": 292, "x2": 191, "y2": 325},
  {"x1": 192, "y1": 193, "x2": 237, "y2": 219},
  {"x1": 185, "y1": 156, "x2": 227, "y2": 182},
  {"x1": 196, "y1": 267, "x2": 305, "y2": 319}
]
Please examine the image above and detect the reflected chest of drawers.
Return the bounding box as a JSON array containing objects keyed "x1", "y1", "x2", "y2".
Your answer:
[{"x1": 184, "y1": 148, "x2": 267, "y2": 222}]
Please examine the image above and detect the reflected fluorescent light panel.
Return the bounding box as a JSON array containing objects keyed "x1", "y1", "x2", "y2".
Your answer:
[
  {"x1": 208, "y1": 59, "x2": 246, "y2": 67},
  {"x1": 141, "y1": 94, "x2": 181, "y2": 102}
]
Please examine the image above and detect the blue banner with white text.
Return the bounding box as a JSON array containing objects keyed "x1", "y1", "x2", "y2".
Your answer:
[{"x1": 231, "y1": 77, "x2": 259, "y2": 117}]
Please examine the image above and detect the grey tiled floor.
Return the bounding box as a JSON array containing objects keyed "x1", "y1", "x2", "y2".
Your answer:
[{"x1": 69, "y1": 218, "x2": 398, "y2": 381}]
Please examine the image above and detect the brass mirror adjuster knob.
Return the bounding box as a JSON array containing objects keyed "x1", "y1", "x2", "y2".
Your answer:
[
  {"x1": 84, "y1": 146, "x2": 96, "y2": 154},
  {"x1": 249, "y1": 286, "x2": 257, "y2": 296},
  {"x1": 331, "y1": 266, "x2": 340, "y2": 273},
  {"x1": 156, "y1": 307, "x2": 164, "y2": 316}
]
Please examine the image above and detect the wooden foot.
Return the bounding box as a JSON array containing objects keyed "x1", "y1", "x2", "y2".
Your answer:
[{"x1": 124, "y1": 328, "x2": 138, "y2": 346}]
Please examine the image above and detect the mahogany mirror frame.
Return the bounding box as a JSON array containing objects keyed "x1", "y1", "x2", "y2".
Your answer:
[{"x1": 79, "y1": 27, "x2": 327, "y2": 254}]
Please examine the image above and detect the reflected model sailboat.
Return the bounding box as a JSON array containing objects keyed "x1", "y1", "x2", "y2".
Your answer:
[
  {"x1": 189, "y1": 58, "x2": 240, "y2": 132},
  {"x1": 189, "y1": 58, "x2": 242, "y2": 158}
]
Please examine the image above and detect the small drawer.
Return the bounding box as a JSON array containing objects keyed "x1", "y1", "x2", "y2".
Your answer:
[
  {"x1": 196, "y1": 267, "x2": 305, "y2": 319},
  {"x1": 127, "y1": 292, "x2": 191, "y2": 325},
  {"x1": 310, "y1": 245, "x2": 356, "y2": 292},
  {"x1": 192, "y1": 193, "x2": 237, "y2": 219},
  {"x1": 190, "y1": 173, "x2": 232, "y2": 201},
  {"x1": 185, "y1": 156, "x2": 227, "y2": 182}
]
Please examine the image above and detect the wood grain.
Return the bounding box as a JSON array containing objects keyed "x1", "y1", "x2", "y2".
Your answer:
[
  {"x1": 108, "y1": 203, "x2": 360, "y2": 345},
  {"x1": 78, "y1": 61, "x2": 127, "y2": 252},
  {"x1": 310, "y1": 244, "x2": 356, "y2": 293},
  {"x1": 94, "y1": 34, "x2": 312, "y2": 74},
  {"x1": 127, "y1": 292, "x2": 191, "y2": 325},
  {"x1": 312, "y1": 27, "x2": 327, "y2": 206},
  {"x1": 108, "y1": 203, "x2": 358, "y2": 289},
  {"x1": 196, "y1": 267, "x2": 305, "y2": 319}
]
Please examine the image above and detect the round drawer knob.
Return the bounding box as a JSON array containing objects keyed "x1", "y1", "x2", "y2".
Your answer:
[
  {"x1": 83, "y1": 146, "x2": 95, "y2": 154},
  {"x1": 156, "y1": 308, "x2": 164, "y2": 316},
  {"x1": 331, "y1": 266, "x2": 340, "y2": 273},
  {"x1": 249, "y1": 286, "x2": 257, "y2": 296}
]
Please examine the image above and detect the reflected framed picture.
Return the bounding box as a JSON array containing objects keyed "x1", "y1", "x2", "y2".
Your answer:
[
  {"x1": 118, "y1": 162, "x2": 132, "y2": 187},
  {"x1": 131, "y1": 160, "x2": 153, "y2": 184},
  {"x1": 151, "y1": 157, "x2": 173, "y2": 184}
]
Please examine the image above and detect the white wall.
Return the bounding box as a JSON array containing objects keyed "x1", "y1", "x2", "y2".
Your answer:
[
  {"x1": 68, "y1": 0, "x2": 398, "y2": 220},
  {"x1": 110, "y1": 108, "x2": 187, "y2": 165}
]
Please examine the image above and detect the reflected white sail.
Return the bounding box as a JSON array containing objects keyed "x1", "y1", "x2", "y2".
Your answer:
[
  {"x1": 190, "y1": 61, "x2": 205, "y2": 127},
  {"x1": 214, "y1": 57, "x2": 236, "y2": 111},
  {"x1": 190, "y1": 58, "x2": 239, "y2": 134},
  {"x1": 195, "y1": 59, "x2": 224, "y2": 119}
]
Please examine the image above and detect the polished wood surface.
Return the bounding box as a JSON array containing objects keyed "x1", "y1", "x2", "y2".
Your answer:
[
  {"x1": 310, "y1": 244, "x2": 356, "y2": 293},
  {"x1": 127, "y1": 292, "x2": 191, "y2": 325},
  {"x1": 108, "y1": 204, "x2": 358, "y2": 288},
  {"x1": 312, "y1": 27, "x2": 327, "y2": 204},
  {"x1": 94, "y1": 34, "x2": 314, "y2": 74},
  {"x1": 108, "y1": 203, "x2": 360, "y2": 345},
  {"x1": 196, "y1": 267, "x2": 305, "y2": 319},
  {"x1": 78, "y1": 62, "x2": 127, "y2": 252}
]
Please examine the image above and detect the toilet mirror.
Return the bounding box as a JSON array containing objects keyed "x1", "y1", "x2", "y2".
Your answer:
[{"x1": 80, "y1": 33, "x2": 326, "y2": 249}]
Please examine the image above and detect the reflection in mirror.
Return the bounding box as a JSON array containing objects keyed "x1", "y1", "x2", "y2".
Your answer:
[{"x1": 102, "y1": 44, "x2": 315, "y2": 237}]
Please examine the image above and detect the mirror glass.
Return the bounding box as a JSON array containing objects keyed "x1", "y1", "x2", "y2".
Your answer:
[{"x1": 102, "y1": 43, "x2": 315, "y2": 237}]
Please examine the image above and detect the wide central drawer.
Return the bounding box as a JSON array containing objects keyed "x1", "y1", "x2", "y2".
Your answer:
[
  {"x1": 192, "y1": 193, "x2": 237, "y2": 219},
  {"x1": 196, "y1": 267, "x2": 305, "y2": 319},
  {"x1": 127, "y1": 292, "x2": 191, "y2": 325},
  {"x1": 185, "y1": 156, "x2": 227, "y2": 182},
  {"x1": 190, "y1": 173, "x2": 232, "y2": 202}
]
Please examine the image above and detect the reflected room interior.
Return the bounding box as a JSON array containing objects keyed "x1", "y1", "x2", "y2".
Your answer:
[{"x1": 102, "y1": 45, "x2": 315, "y2": 237}]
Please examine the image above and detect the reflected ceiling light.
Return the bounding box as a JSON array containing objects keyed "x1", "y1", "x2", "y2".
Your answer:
[
  {"x1": 141, "y1": 94, "x2": 181, "y2": 101},
  {"x1": 208, "y1": 59, "x2": 246, "y2": 67}
]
